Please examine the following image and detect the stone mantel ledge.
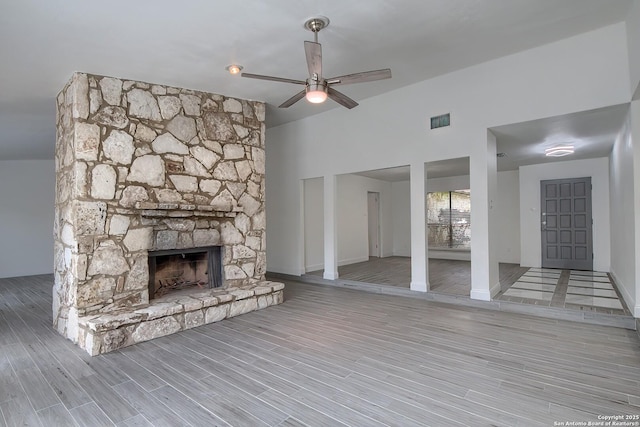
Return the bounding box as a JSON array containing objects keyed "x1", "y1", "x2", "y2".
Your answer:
[
  {"x1": 132, "y1": 201, "x2": 243, "y2": 218},
  {"x1": 77, "y1": 281, "x2": 284, "y2": 355}
]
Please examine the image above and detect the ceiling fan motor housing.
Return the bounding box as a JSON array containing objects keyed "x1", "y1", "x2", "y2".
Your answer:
[{"x1": 307, "y1": 79, "x2": 327, "y2": 93}]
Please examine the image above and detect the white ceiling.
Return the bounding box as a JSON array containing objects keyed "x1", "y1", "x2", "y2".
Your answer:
[
  {"x1": 493, "y1": 104, "x2": 630, "y2": 171},
  {"x1": 355, "y1": 166, "x2": 411, "y2": 182},
  {"x1": 0, "y1": 0, "x2": 633, "y2": 161},
  {"x1": 354, "y1": 157, "x2": 470, "y2": 182}
]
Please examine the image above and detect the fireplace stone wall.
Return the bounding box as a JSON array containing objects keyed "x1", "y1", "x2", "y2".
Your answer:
[{"x1": 54, "y1": 72, "x2": 282, "y2": 355}]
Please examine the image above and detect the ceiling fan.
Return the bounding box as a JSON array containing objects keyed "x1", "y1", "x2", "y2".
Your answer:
[{"x1": 241, "y1": 16, "x2": 392, "y2": 109}]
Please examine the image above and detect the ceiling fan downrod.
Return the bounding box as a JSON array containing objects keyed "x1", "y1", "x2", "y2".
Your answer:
[{"x1": 304, "y1": 16, "x2": 329, "y2": 43}]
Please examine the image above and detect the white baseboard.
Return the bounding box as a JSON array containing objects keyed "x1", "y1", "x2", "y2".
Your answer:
[
  {"x1": 410, "y1": 281, "x2": 427, "y2": 292},
  {"x1": 610, "y1": 270, "x2": 637, "y2": 317},
  {"x1": 305, "y1": 256, "x2": 389, "y2": 273},
  {"x1": 323, "y1": 271, "x2": 338, "y2": 280},
  {"x1": 429, "y1": 249, "x2": 471, "y2": 261},
  {"x1": 304, "y1": 263, "x2": 324, "y2": 273},
  {"x1": 393, "y1": 250, "x2": 411, "y2": 257},
  {"x1": 498, "y1": 256, "x2": 521, "y2": 264},
  {"x1": 268, "y1": 266, "x2": 304, "y2": 276},
  {"x1": 490, "y1": 281, "x2": 501, "y2": 298},
  {"x1": 470, "y1": 288, "x2": 491, "y2": 301},
  {"x1": 338, "y1": 256, "x2": 370, "y2": 267}
]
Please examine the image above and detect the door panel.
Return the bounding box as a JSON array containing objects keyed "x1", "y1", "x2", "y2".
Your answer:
[{"x1": 541, "y1": 177, "x2": 593, "y2": 270}]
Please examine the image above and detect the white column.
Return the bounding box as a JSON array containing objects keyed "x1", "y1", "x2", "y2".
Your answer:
[
  {"x1": 323, "y1": 174, "x2": 339, "y2": 280},
  {"x1": 410, "y1": 162, "x2": 428, "y2": 292},
  {"x1": 470, "y1": 131, "x2": 500, "y2": 300}
]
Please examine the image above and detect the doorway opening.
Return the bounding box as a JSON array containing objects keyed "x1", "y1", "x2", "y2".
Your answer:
[{"x1": 367, "y1": 192, "x2": 381, "y2": 258}]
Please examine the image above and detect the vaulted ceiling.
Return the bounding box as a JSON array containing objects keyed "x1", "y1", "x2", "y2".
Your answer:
[{"x1": 0, "y1": 0, "x2": 633, "y2": 161}]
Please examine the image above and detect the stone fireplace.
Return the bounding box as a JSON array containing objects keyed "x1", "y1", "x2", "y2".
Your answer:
[{"x1": 54, "y1": 72, "x2": 284, "y2": 355}]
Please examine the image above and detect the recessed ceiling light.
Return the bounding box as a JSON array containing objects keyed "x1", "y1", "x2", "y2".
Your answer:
[
  {"x1": 225, "y1": 64, "x2": 243, "y2": 75},
  {"x1": 545, "y1": 145, "x2": 574, "y2": 157}
]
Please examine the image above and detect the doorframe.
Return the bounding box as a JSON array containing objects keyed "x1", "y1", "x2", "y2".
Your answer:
[
  {"x1": 519, "y1": 158, "x2": 610, "y2": 272},
  {"x1": 367, "y1": 191, "x2": 381, "y2": 258},
  {"x1": 540, "y1": 177, "x2": 593, "y2": 270}
]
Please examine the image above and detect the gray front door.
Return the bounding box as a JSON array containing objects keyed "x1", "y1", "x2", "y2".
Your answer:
[{"x1": 541, "y1": 177, "x2": 593, "y2": 270}]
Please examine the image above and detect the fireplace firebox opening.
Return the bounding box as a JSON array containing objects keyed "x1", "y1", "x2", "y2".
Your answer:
[{"x1": 148, "y1": 246, "x2": 222, "y2": 299}]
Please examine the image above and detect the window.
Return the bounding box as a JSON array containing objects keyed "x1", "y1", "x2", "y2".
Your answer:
[{"x1": 427, "y1": 190, "x2": 471, "y2": 249}]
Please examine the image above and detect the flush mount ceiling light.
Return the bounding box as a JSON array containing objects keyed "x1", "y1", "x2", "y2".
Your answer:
[
  {"x1": 545, "y1": 145, "x2": 575, "y2": 157},
  {"x1": 225, "y1": 64, "x2": 243, "y2": 75}
]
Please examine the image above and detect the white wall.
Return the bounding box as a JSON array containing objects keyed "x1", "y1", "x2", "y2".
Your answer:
[
  {"x1": 519, "y1": 157, "x2": 611, "y2": 271},
  {"x1": 265, "y1": 136, "x2": 304, "y2": 274},
  {"x1": 0, "y1": 159, "x2": 55, "y2": 278},
  {"x1": 266, "y1": 24, "x2": 630, "y2": 277},
  {"x1": 426, "y1": 175, "x2": 470, "y2": 192},
  {"x1": 496, "y1": 170, "x2": 521, "y2": 264},
  {"x1": 609, "y1": 109, "x2": 636, "y2": 312},
  {"x1": 391, "y1": 180, "x2": 411, "y2": 257},
  {"x1": 633, "y1": 100, "x2": 640, "y2": 317},
  {"x1": 336, "y1": 174, "x2": 393, "y2": 265},
  {"x1": 303, "y1": 177, "x2": 324, "y2": 272},
  {"x1": 301, "y1": 174, "x2": 394, "y2": 271},
  {"x1": 626, "y1": 0, "x2": 640, "y2": 97}
]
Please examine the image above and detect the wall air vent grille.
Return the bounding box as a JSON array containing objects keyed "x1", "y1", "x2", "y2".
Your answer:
[{"x1": 430, "y1": 113, "x2": 450, "y2": 129}]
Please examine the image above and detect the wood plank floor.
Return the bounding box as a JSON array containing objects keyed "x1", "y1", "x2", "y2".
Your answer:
[
  {"x1": 308, "y1": 257, "x2": 528, "y2": 296},
  {"x1": 1, "y1": 274, "x2": 639, "y2": 426}
]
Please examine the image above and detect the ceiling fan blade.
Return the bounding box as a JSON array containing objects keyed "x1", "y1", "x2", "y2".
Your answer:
[
  {"x1": 278, "y1": 90, "x2": 306, "y2": 108},
  {"x1": 241, "y1": 73, "x2": 306, "y2": 85},
  {"x1": 327, "y1": 87, "x2": 358, "y2": 109},
  {"x1": 326, "y1": 68, "x2": 391, "y2": 86},
  {"x1": 304, "y1": 41, "x2": 322, "y2": 78}
]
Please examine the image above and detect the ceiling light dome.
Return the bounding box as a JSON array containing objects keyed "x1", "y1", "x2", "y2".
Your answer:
[
  {"x1": 545, "y1": 145, "x2": 575, "y2": 157},
  {"x1": 306, "y1": 82, "x2": 327, "y2": 103}
]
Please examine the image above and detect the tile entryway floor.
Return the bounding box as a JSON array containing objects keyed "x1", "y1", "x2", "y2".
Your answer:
[{"x1": 496, "y1": 267, "x2": 629, "y2": 315}]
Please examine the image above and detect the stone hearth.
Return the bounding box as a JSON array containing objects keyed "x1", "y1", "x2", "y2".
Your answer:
[{"x1": 54, "y1": 72, "x2": 283, "y2": 355}]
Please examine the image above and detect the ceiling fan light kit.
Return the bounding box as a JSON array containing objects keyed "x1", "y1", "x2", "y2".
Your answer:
[
  {"x1": 241, "y1": 16, "x2": 391, "y2": 109},
  {"x1": 225, "y1": 64, "x2": 243, "y2": 75},
  {"x1": 306, "y1": 82, "x2": 328, "y2": 103}
]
